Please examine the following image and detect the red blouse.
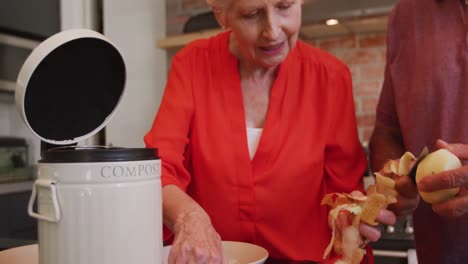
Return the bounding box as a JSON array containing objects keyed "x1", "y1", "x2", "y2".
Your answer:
[{"x1": 144, "y1": 31, "x2": 366, "y2": 261}]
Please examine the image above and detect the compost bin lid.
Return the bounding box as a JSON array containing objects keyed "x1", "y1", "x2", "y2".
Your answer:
[{"x1": 15, "y1": 29, "x2": 126, "y2": 145}]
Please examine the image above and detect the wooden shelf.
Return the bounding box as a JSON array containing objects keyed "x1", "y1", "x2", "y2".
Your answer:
[
  {"x1": 300, "y1": 15, "x2": 388, "y2": 39},
  {"x1": 157, "y1": 15, "x2": 388, "y2": 50},
  {"x1": 0, "y1": 80, "x2": 16, "y2": 93},
  {"x1": 0, "y1": 32, "x2": 40, "y2": 50},
  {"x1": 157, "y1": 28, "x2": 224, "y2": 49}
]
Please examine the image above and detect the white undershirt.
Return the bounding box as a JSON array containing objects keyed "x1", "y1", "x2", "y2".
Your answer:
[{"x1": 246, "y1": 127, "x2": 263, "y2": 160}]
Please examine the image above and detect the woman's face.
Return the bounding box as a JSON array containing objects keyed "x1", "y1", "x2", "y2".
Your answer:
[{"x1": 225, "y1": 0, "x2": 302, "y2": 68}]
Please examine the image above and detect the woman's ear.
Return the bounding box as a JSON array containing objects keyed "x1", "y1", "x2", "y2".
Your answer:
[{"x1": 212, "y1": 7, "x2": 228, "y2": 29}]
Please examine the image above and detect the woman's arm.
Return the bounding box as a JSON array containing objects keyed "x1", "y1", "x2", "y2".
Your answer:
[
  {"x1": 162, "y1": 184, "x2": 224, "y2": 264},
  {"x1": 144, "y1": 52, "x2": 225, "y2": 263},
  {"x1": 162, "y1": 185, "x2": 211, "y2": 231}
]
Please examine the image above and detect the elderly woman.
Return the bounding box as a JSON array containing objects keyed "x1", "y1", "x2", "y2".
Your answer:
[{"x1": 145, "y1": 0, "x2": 394, "y2": 262}]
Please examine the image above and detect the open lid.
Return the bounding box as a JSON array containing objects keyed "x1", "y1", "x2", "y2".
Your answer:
[{"x1": 15, "y1": 29, "x2": 126, "y2": 145}]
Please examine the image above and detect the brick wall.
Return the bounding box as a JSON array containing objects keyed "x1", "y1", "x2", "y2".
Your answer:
[
  {"x1": 167, "y1": 0, "x2": 210, "y2": 35},
  {"x1": 165, "y1": 0, "x2": 386, "y2": 143},
  {"x1": 308, "y1": 33, "x2": 386, "y2": 142}
]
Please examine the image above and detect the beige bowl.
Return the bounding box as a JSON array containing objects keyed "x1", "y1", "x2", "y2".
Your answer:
[
  {"x1": 0, "y1": 244, "x2": 38, "y2": 264},
  {"x1": 163, "y1": 241, "x2": 268, "y2": 264}
]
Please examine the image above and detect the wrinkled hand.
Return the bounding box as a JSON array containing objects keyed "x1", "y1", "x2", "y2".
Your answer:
[
  {"x1": 335, "y1": 191, "x2": 396, "y2": 243},
  {"x1": 358, "y1": 209, "x2": 396, "y2": 242},
  {"x1": 392, "y1": 175, "x2": 421, "y2": 217},
  {"x1": 336, "y1": 209, "x2": 396, "y2": 243},
  {"x1": 417, "y1": 139, "x2": 468, "y2": 217},
  {"x1": 169, "y1": 211, "x2": 225, "y2": 264},
  {"x1": 377, "y1": 162, "x2": 420, "y2": 218}
]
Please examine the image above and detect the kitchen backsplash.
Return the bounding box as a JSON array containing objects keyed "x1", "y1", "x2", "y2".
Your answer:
[{"x1": 310, "y1": 34, "x2": 386, "y2": 142}]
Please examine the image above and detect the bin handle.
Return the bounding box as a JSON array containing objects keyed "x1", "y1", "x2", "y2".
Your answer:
[{"x1": 28, "y1": 179, "x2": 61, "y2": 223}]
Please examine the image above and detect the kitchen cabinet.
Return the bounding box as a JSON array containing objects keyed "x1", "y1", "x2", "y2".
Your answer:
[
  {"x1": 0, "y1": 0, "x2": 59, "y2": 93},
  {"x1": 0, "y1": 190, "x2": 37, "y2": 250},
  {"x1": 0, "y1": 0, "x2": 60, "y2": 40},
  {"x1": 0, "y1": 34, "x2": 40, "y2": 93}
]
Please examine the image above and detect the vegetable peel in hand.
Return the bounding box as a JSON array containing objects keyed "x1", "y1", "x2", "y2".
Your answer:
[
  {"x1": 381, "y1": 151, "x2": 416, "y2": 177},
  {"x1": 321, "y1": 201, "x2": 362, "y2": 260},
  {"x1": 321, "y1": 166, "x2": 404, "y2": 263},
  {"x1": 322, "y1": 148, "x2": 462, "y2": 263},
  {"x1": 321, "y1": 183, "x2": 397, "y2": 264},
  {"x1": 359, "y1": 193, "x2": 387, "y2": 226}
]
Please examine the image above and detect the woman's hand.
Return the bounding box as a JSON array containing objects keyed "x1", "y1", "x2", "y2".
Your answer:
[
  {"x1": 337, "y1": 191, "x2": 397, "y2": 243},
  {"x1": 335, "y1": 203, "x2": 396, "y2": 245},
  {"x1": 169, "y1": 210, "x2": 225, "y2": 264},
  {"x1": 358, "y1": 209, "x2": 396, "y2": 242}
]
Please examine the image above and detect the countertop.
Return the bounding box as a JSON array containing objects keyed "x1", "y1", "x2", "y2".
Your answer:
[{"x1": 0, "y1": 181, "x2": 33, "y2": 195}]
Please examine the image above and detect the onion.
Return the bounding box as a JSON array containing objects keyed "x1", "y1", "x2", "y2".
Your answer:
[{"x1": 416, "y1": 149, "x2": 461, "y2": 204}]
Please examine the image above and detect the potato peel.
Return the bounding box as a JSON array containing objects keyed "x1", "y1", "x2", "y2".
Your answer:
[
  {"x1": 322, "y1": 151, "x2": 417, "y2": 263},
  {"x1": 360, "y1": 193, "x2": 387, "y2": 226},
  {"x1": 341, "y1": 226, "x2": 362, "y2": 264},
  {"x1": 398, "y1": 152, "x2": 416, "y2": 176},
  {"x1": 322, "y1": 188, "x2": 393, "y2": 263},
  {"x1": 323, "y1": 204, "x2": 362, "y2": 259}
]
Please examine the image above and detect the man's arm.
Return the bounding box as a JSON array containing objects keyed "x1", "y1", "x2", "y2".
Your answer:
[
  {"x1": 369, "y1": 121, "x2": 405, "y2": 172},
  {"x1": 369, "y1": 121, "x2": 420, "y2": 217}
]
